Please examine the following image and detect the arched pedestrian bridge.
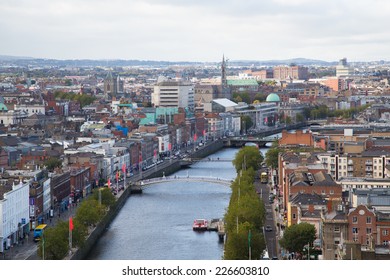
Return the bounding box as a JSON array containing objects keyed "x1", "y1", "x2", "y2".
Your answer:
[{"x1": 136, "y1": 176, "x2": 233, "y2": 187}]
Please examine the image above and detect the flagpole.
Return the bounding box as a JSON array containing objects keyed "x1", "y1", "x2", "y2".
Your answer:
[
  {"x1": 69, "y1": 217, "x2": 73, "y2": 257},
  {"x1": 248, "y1": 229, "x2": 252, "y2": 260}
]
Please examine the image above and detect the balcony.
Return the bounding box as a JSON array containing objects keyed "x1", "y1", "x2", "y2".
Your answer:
[{"x1": 348, "y1": 160, "x2": 353, "y2": 165}]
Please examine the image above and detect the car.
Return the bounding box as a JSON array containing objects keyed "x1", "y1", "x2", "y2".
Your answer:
[{"x1": 265, "y1": 225, "x2": 273, "y2": 232}]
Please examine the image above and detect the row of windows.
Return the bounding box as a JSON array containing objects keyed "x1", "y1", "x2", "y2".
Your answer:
[
  {"x1": 328, "y1": 158, "x2": 387, "y2": 164},
  {"x1": 352, "y1": 216, "x2": 372, "y2": 224},
  {"x1": 351, "y1": 228, "x2": 389, "y2": 236}
]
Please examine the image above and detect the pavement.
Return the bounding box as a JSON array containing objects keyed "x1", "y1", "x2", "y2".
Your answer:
[
  {"x1": 0, "y1": 202, "x2": 77, "y2": 260},
  {"x1": 0, "y1": 145, "x2": 204, "y2": 260}
]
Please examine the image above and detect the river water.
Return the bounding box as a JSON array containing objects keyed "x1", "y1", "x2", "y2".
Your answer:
[{"x1": 87, "y1": 148, "x2": 241, "y2": 260}]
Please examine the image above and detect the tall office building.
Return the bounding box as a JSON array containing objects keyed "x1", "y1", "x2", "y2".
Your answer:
[
  {"x1": 336, "y1": 58, "x2": 352, "y2": 77},
  {"x1": 273, "y1": 65, "x2": 309, "y2": 80},
  {"x1": 152, "y1": 78, "x2": 194, "y2": 110}
]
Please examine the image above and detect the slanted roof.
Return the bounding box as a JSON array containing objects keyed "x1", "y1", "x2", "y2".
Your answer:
[{"x1": 212, "y1": 98, "x2": 238, "y2": 108}]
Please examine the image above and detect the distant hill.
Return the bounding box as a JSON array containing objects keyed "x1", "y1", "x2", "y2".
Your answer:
[
  {"x1": 0, "y1": 55, "x2": 357, "y2": 67},
  {"x1": 0, "y1": 55, "x2": 35, "y2": 60},
  {"x1": 0, "y1": 55, "x2": 202, "y2": 67},
  {"x1": 229, "y1": 58, "x2": 336, "y2": 66}
]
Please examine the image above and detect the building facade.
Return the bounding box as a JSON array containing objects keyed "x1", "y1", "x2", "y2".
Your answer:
[{"x1": 153, "y1": 80, "x2": 194, "y2": 110}]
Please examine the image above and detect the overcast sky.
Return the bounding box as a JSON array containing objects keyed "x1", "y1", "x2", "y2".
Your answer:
[{"x1": 1, "y1": 0, "x2": 390, "y2": 62}]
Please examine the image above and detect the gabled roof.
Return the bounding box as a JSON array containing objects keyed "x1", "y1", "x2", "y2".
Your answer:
[{"x1": 290, "y1": 193, "x2": 327, "y2": 206}]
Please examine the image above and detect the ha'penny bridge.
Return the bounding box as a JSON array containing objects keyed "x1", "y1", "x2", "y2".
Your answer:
[{"x1": 135, "y1": 175, "x2": 233, "y2": 189}]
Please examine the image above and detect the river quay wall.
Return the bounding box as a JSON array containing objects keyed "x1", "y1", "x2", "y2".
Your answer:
[{"x1": 71, "y1": 139, "x2": 225, "y2": 260}]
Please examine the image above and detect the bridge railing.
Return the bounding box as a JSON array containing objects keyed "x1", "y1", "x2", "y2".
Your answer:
[
  {"x1": 182, "y1": 157, "x2": 233, "y2": 162},
  {"x1": 137, "y1": 176, "x2": 233, "y2": 186}
]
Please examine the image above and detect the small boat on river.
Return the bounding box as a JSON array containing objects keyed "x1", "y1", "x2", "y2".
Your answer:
[{"x1": 192, "y1": 219, "x2": 208, "y2": 231}]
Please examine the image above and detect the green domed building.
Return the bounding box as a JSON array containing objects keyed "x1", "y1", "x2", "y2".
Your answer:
[{"x1": 265, "y1": 93, "x2": 280, "y2": 103}]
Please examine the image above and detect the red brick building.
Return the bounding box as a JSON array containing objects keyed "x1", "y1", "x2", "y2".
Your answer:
[
  {"x1": 70, "y1": 167, "x2": 91, "y2": 198},
  {"x1": 348, "y1": 205, "x2": 376, "y2": 249},
  {"x1": 279, "y1": 130, "x2": 314, "y2": 147}
]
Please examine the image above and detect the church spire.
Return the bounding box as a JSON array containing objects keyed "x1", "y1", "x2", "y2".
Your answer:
[{"x1": 221, "y1": 54, "x2": 227, "y2": 88}]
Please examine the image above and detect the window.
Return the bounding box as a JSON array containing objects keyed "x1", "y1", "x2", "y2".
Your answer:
[
  {"x1": 352, "y1": 216, "x2": 358, "y2": 224},
  {"x1": 334, "y1": 226, "x2": 340, "y2": 232},
  {"x1": 366, "y1": 228, "x2": 372, "y2": 234},
  {"x1": 330, "y1": 190, "x2": 334, "y2": 195},
  {"x1": 335, "y1": 240, "x2": 340, "y2": 245},
  {"x1": 292, "y1": 213, "x2": 296, "y2": 220},
  {"x1": 366, "y1": 217, "x2": 372, "y2": 224},
  {"x1": 383, "y1": 230, "x2": 389, "y2": 236},
  {"x1": 321, "y1": 190, "x2": 326, "y2": 195},
  {"x1": 352, "y1": 227, "x2": 358, "y2": 234},
  {"x1": 383, "y1": 240, "x2": 389, "y2": 246}
]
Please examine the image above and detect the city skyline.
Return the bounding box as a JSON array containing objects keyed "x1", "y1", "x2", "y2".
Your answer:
[{"x1": 1, "y1": 0, "x2": 390, "y2": 62}]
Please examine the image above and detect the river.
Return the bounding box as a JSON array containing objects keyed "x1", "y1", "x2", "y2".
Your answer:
[{"x1": 87, "y1": 148, "x2": 241, "y2": 260}]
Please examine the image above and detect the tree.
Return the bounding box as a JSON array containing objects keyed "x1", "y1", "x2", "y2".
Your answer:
[
  {"x1": 75, "y1": 199, "x2": 106, "y2": 227},
  {"x1": 240, "y1": 116, "x2": 253, "y2": 133},
  {"x1": 225, "y1": 192, "x2": 265, "y2": 233},
  {"x1": 44, "y1": 157, "x2": 62, "y2": 171},
  {"x1": 38, "y1": 223, "x2": 68, "y2": 260},
  {"x1": 265, "y1": 144, "x2": 281, "y2": 169},
  {"x1": 91, "y1": 188, "x2": 116, "y2": 208},
  {"x1": 64, "y1": 79, "x2": 73, "y2": 86},
  {"x1": 232, "y1": 92, "x2": 251, "y2": 104},
  {"x1": 233, "y1": 95, "x2": 242, "y2": 103},
  {"x1": 224, "y1": 222, "x2": 265, "y2": 260},
  {"x1": 232, "y1": 146, "x2": 263, "y2": 173},
  {"x1": 279, "y1": 223, "x2": 316, "y2": 255},
  {"x1": 254, "y1": 93, "x2": 266, "y2": 103}
]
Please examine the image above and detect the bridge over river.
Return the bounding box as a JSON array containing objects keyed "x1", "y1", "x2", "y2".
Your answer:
[{"x1": 136, "y1": 175, "x2": 233, "y2": 187}]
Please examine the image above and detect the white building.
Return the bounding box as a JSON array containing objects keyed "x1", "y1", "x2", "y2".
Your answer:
[
  {"x1": 152, "y1": 79, "x2": 194, "y2": 110},
  {"x1": 0, "y1": 181, "x2": 30, "y2": 253},
  {"x1": 0, "y1": 109, "x2": 28, "y2": 126},
  {"x1": 336, "y1": 58, "x2": 353, "y2": 77},
  {"x1": 157, "y1": 134, "x2": 170, "y2": 154},
  {"x1": 14, "y1": 102, "x2": 46, "y2": 117}
]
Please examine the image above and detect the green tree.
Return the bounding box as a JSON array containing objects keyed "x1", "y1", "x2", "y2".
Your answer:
[
  {"x1": 225, "y1": 192, "x2": 265, "y2": 233},
  {"x1": 254, "y1": 93, "x2": 266, "y2": 102},
  {"x1": 75, "y1": 199, "x2": 106, "y2": 227},
  {"x1": 232, "y1": 146, "x2": 263, "y2": 173},
  {"x1": 44, "y1": 157, "x2": 62, "y2": 171},
  {"x1": 279, "y1": 223, "x2": 316, "y2": 255},
  {"x1": 224, "y1": 222, "x2": 265, "y2": 260},
  {"x1": 64, "y1": 79, "x2": 72, "y2": 86},
  {"x1": 38, "y1": 223, "x2": 68, "y2": 260},
  {"x1": 71, "y1": 218, "x2": 88, "y2": 249},
  {"x1": 233, "y1": 94, "x2": 242, "y2": 103},
  {"x1": 265, "y1": 144, "x2": 281, "y2": 169},
  {"x1": 91, "y1": 188, "x2": 116, "y2": 208},
  {"x1": 232, "y1": 92, "x2": 251, "y2": 104},
  {"x1": 241, "y1": 116, "x2": 253, "y2": 133}
]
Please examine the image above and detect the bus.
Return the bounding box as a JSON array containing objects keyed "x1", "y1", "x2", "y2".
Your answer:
[
  {"x1": 260, "y1": 172, "x2": 268, "y2": 184},
  {"x1": 33, "y1": 224, "x2": 47, "y2": 242}
]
